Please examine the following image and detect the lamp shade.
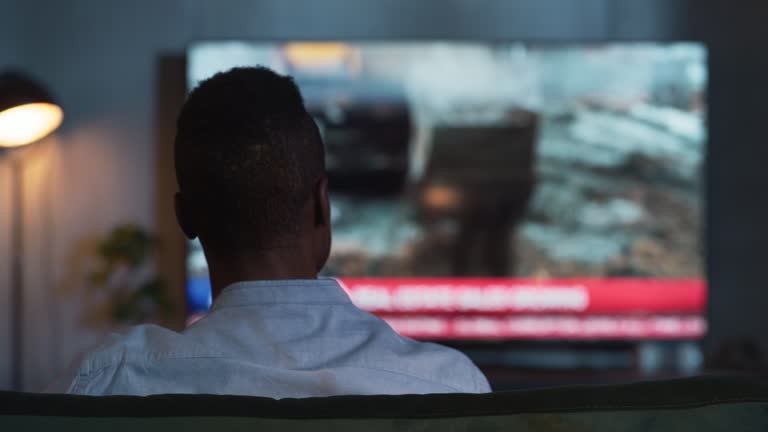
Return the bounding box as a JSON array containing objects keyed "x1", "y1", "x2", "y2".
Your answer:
[{"x1": 0, "y1": 71, "x2": 63, "y2": 148}]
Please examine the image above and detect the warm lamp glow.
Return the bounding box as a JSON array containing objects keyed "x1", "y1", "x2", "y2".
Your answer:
[{"x1": 0, "y1": 102, "x2": 63, "y2": 147}]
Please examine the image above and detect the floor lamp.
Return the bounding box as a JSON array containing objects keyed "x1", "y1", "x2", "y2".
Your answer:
[{"x1": 0, "y1": 71, "x2": 63, "y2": 391}]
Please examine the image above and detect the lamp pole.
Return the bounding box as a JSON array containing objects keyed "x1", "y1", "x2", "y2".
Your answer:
[
  {"x1": 10, "y1": 156, "x2": 24, "y2": 391},
  {"x1": 0, "y1": 71, "x2": 63, "y2": 391}
]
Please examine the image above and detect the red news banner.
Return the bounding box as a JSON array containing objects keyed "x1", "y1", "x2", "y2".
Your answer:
[{"x1": 337, "y1": 278, "x2": 707, "y2": 340}]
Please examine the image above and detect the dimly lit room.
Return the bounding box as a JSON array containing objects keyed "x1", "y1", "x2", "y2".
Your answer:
[{"x1": 1, "y1": 0, "x2": 768, "y2": 430}]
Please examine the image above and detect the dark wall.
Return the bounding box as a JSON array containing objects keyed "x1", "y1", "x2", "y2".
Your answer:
[{"x1": 691, "y1": 1, "x2": 768, "y2": 359}]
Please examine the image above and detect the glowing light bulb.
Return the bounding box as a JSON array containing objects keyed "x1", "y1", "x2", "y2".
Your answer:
[{"x1": 0, "y1": 102, "x2": 63, "y2": 147}]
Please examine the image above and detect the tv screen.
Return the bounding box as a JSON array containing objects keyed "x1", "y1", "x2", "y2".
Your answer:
[{"x1": 186, "y1": 41, "x2": 707, "y2": 342}]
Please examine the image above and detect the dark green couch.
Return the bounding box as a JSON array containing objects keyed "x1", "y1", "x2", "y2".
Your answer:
[{"x1": 2, "y1": 375, "x2": 767, "y2": 431}]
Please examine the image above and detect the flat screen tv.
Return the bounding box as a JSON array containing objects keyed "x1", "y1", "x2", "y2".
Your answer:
[{"x1": 186, "y1": 41, "x2": 707, "y2": 343}]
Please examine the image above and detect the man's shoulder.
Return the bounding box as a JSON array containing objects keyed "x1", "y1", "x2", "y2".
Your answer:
[
  {"x1": 381, "y1": 336, "x2": 491, "y2": 393},
  {"x1": 337, "y1": 307, "x2": 490, "y2": 393},
  {"x1": 78, "y1": 324, "x2": 214, "y2": 372}
]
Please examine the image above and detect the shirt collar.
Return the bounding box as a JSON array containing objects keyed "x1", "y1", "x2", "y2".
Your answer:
[{"x1": 211, "y1": 277, "x2": 352, "y2": 310}]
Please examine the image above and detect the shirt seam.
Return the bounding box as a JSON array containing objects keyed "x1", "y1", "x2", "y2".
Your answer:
[
  {"x1": 214, "y1": 280, "x2": 351, "y2": 308},
  {"x1": 222, "y1": 281, "x2": 342, "y2": 291}
]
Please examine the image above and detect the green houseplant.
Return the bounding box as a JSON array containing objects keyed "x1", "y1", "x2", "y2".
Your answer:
[{"x1": 87, "y1": 224, "x2": 175, "y2": 324}]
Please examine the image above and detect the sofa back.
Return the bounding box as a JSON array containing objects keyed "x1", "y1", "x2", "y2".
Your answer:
[{"x1": 2, "y1": 375, "x2": 767, "y2": 431}]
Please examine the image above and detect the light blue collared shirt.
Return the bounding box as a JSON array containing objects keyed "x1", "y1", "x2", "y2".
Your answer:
[{"x1": 53, "y1": 278, "x2": 490, "y2": 397}]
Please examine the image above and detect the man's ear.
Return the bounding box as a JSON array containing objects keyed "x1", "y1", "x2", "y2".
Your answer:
[
  {"x1": 314, "y1": 177, "x2": 330, "y2": 227},
  {"x1": 175, "y1": 192, "x2": 198, "y2": 239}
]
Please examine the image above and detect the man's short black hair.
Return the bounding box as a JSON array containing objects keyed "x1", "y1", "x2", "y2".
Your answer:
[{"x1": 175, "y1": 67, "x2": 325, "y2": 252}]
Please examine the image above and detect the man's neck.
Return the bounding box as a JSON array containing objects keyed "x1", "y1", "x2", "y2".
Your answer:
[{"x1": 206, "y1": 246, "x2": 318, "y2": 299}]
